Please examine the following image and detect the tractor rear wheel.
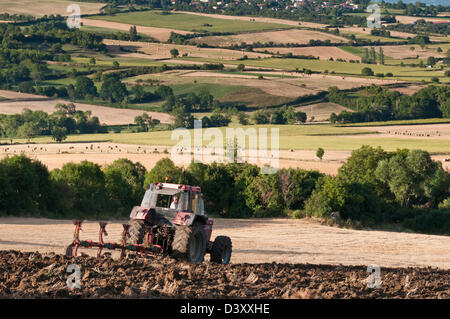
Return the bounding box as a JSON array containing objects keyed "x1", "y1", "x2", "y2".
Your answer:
[
  {"x1": 210, "y1": 236, "x2": 232, "y2": 265},
  {"x1": 128, "y1": 219, "x2": 146, "y2": 245},
  {"x1": 172, "y1": 224, "x2": 206, "y2": 263}
]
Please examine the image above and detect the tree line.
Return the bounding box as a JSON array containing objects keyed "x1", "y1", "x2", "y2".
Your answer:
[
  {"x1": 0, "y1": 104, "x2": 106, "y2": 142},
  {"x1": 1, "y1": 146, "x2": 448, "y2": 234},
  {"x1": 328, "y1": 85, "x2": 450, "y2": 124}
]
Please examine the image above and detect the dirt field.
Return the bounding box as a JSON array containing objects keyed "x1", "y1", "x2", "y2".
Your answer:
[
  {"x1": 1, "y1": 217, "x2": 449, "y2": 270},
  {"x1": 295, "y1": 102, "x2": 354, "y2": 121},
  {"x1": 339, "y1": 26, "x2": 418, "y2": 39},
  {"x1": 192, "y1": 29, "x2": 348, "y2": 47},
  {"x1": 369, "y1": 45, "x2": 445, "y2": 60},
  {"x1": 388, "y1": 85, "x2": 426, "y2": 96},
  {"x1": 2, "y1": 250, "x2": 448, "y2": 298},
  {"x1": 0, "y1": 90, "x2": 173, "y2": 125},
  {"x1": 0, "y1": 0, "x2": 103, "y2": 17},
  {"x1": 104, "y1": 39, "x2": 271, "y2": 60},
  {"x1": 82, "y1": 19, "x2": 192, "y2": 42},
  {"x1": 395, "y1": 15, "x2": 450, "y2": 24},
  {"x1": 255, "y1": 46, "x2": 361, "y2": 61}
]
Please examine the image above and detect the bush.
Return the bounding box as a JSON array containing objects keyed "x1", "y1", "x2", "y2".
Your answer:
[
  {"x1": 0, "y1": 155, "x2": 57, "y2": 215},
  {"x1": 304, "y1": 176, "x2": 383, "y2": 225},
  {"x1": 403, "y1": 209, "x2": 450, "y2": 235},
  {"x1": 103, "y1": 159, "x2": 147, "y2": 215},
  {"x1": 144, "y1": 158, "x2": 186, "y2": 187},
  {"x1": 361, "y1": 67, "x2": 374, "y2": 76},
  {"x1": 51, "y1": 161, "x2": 107, "y2": 215}
]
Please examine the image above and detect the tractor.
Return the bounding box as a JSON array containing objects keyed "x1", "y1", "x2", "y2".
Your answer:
[{"x1": 65, "y1": 182, "x2": 232, "y2": 264}]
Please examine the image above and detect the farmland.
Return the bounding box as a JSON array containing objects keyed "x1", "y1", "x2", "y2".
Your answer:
[
  {"x1": 0, "y1": 6, "x2": 449, "y2": 304},
  {"x1": 0, "y1": 0, "x2": 102, "y2": 17},
  {"x1": 87, "y1": 11, "x2": 293, "y2": 33}
]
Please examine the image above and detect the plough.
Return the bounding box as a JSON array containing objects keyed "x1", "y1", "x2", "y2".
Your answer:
[
  {"x1": 65, "y1": 220, "x2": 163, "y2": 259},
  {"x1": 65, "y1": 182, "x2": 232, "y2": 264}
]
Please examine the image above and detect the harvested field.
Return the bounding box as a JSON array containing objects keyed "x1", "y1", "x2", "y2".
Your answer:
[
  {"x1": 1, "y1": 139, "x2": 448, "y2": 175},
  {"x1": 395, "y1": 15, "x2": 450, "y2": 24},
  {"x1": 81, "y1": 19, "x2": 192, "y2": 42},
  {"x1": 295, "y1": 102, "x2": 354, "y2": 121},
  {"x1": 104, "y1": 39, "x2": 271, "y2": 61},
  {"x1": 0, "y1": 143, "x2": 347, "y2": 175},
  {"x1": 369, "y1": 45, "x2": 446, "y2": 60},
  {"x1": 388, "y1": 85, "x2": 426, "y2": 96},
  {"x1": 0, "y1": 0, "x2": 102, "y2": 17},
  {"x1": 338, "y1": 26, "x2": 417, "y2": 40},
  {"x1": 192, "y1": 29, "x2": 348, "y2": 47},
  {"x1": 0, "y1": 90, "x2": 173, "y2": 125},
  {"x1": 1, "y1": 249, "x2": 449, "y2": 298},
  {"x1": 255, "y1": 46, "x2": 361, "y2": 61}
]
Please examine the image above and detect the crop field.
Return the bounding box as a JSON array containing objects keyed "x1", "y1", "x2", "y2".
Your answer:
[
  {"x1": 87, "y1": 11, "x2": 293, "y2": 33},
  {"x1": 177, "y1": 10, "x2": 329, "y2": 29},
  {"x1": 0, "y1": 90, "x2": 172, "y2": 125},
  {"x1": 81, "y1": 18, "x2": 193, "y2": 42},
  {"x1": 254, "y1": 46, "x2": 361, "y2": 61},
  {"x1": 191, "y1": 29, "x2": 348, "y2": 47},
  {"x1": 0, "y1": 0, "x2": 103, "y2": 17},
  {"x1": 177, "y1": 56, "x2": 447, "y2": 82},
  {"x1": 104, "y1": 39, "x2": 271, "y2": 61},
  {"x1": 3, "y1": 123, "x2": 450, "y2": 155}
]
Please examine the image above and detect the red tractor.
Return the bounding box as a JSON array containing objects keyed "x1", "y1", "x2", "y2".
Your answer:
[{"x1": 66, "y1": 182, "x2": 232, "y2": 264}]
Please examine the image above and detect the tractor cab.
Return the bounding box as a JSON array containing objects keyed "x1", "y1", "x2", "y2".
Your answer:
[{"x1": 140, "y1": 183, "x2": 205, "y2": 215}]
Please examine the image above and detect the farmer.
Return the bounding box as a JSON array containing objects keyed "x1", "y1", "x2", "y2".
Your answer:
[{"x1": 170, "y1": 195, "x2": 179, "y2": 209}]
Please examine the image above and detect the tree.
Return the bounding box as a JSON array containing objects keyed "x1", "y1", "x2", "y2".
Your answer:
[
  {"x1": 51, "y1": 161, "x2": 107, "y2": 214},
  {"x1": 427, "y1": 56, "x2": 436, "y2": 66},
  {"x1": 89, "y1": 57, "x2": 96, "y2": 66},
  {"x1": 75, "y1": 76, "x2": 97, "y2": 99},
  {"x1": 362, "y1": 67, "x2": 374, "y2": 76},
  {"x1": 170, "y1": 48, "x2": 179, "y2": 58},
  {"x1": 237, "y1": 112, "x2": 250, "y2": 125},
  {"x1": 295, "y1": 111, "x2": 307, "y2": 123},
  {"x1": 17, "y1": 122, "x2": 38, "y2": 142},
  {"x1": 316, "y1": 148, "x2": 324, "y2": 160},
  {"x1": 51, "y1": 126, "x2": 67, "y2": 143},
  {"x1": 103, "y1": 158, "x2": 146, "y2": 213},
  {"x1": 379, "y1": 47, "x2": 385, "y2": 65},
  {"x1": 112, "y1": 60, "x2": 120, "y2": 69},
  {"x1": 100, "y1": 76, "x2": 128, "y2": 103},
  {"x1": 237, "y1": 64, "x2": 245, "y2": 72},
  {"x1": 129, "y1": 25, "x2": 138, "y2": 41},
  {"x1": 144, "y1": 158, "x2": 186, "y2": 187},
  {"x1": 375, "y1": 149, "x2": 449, "y2": 207}
]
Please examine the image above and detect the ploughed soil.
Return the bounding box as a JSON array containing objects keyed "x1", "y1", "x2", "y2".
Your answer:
[{"x1": 0, "y1": 250, "x2": 448, "y2": 299}]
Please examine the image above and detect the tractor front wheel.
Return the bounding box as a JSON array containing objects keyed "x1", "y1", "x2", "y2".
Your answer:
[
  {"x1": 172, "y1": 224, "x2": 206, "y2": 263},
  {"x1": 210, "y1": 236, "x2": 232, "y2": 265}
]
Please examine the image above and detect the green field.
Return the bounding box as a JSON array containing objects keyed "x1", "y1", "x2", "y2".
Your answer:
[
  {"x1": 175, "y1": 56, "x2": 448, "y2": 82},
  {"x1": 4, "y1": 124, "x2": 450, "y2": 153},
  {"x1": 87, "y1": 11, "x2": 294, "y2": 33}
]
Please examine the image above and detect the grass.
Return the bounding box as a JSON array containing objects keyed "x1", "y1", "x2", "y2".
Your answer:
[
  {"x1": 87, "y1": 10, "x2": 293, "y2": 33},
  {"x1": 4, "y1": 124, "x2": 450, "y2": 153}
]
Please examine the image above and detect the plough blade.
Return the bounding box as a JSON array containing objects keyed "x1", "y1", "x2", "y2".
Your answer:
[{"x1": 66, "y1": 220, "x2": 163, "y2": 258}]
